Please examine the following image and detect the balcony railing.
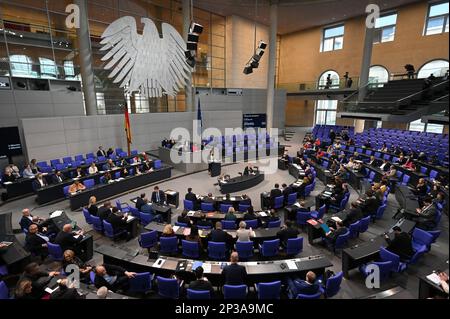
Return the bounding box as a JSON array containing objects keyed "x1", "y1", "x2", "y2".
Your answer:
[{"x1": 277, "y1": 77, "x2": 360, "y2": 93}]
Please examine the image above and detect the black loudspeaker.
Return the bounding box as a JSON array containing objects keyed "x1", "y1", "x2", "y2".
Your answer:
[
  {"x1": 250, "y1": 61, "x2": 259, "y2": 69},
  {"x1": 258, "y1": 41, "x2": 267, "y2": 50},
  {"x1": 188, "y1": 34, "x2": 199, "y2": 42},
  {"x1": 243, "y1": 66, "x2": 253, "y2": 74},
  {"x1": 190, "y1": 23, "x2": 203, "y2": 34},
  {"x1": 187, "y1": 42, "x2": 197, "y2": 51}
]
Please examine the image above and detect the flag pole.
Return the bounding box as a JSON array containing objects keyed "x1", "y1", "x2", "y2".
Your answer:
[{"x1": 124, "y1": 104, "x2": 132, "y2": 156}]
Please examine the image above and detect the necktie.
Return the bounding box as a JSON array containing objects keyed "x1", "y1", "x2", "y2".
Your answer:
[{"x1": 156, "y1": 192, "x2": 160, "y2": 202}]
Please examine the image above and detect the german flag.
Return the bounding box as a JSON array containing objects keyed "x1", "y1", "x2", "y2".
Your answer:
[{"x1": 124, "y1": 106, "x2": 132, "y2": 146}]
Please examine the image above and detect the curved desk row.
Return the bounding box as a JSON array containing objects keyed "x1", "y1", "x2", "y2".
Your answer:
[
  {"x1": 68, "y1": 166, "x2": 172, "y2": 210},
  {"x1": 219, "y1": 172, "x2": 265, "y2": 194},
  {"x1": 95, "y1": 244, "x2": 332, "y2": 285},
  {"x1": 183, "y1": 210, "x2": 271, "y2": 223}
]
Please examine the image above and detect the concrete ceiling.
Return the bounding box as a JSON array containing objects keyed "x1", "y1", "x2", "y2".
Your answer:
[{"x1": 194, "y1": 0, "x2": 425, "y2": 34}]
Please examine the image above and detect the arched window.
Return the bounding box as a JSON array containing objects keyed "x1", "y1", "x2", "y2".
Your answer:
[
  {"x1": 39, "y1": 57, "x2": 57, "y2": 79},
  {"x1": 318, "y1": 70, "x2": 340, "y2": 89},
  {"x1": 10, "y1": 55, "x2": 35, "y2": 77},
  {"x1": 417, "y1": 59, "x2": 449, "y2": 78},
  {"x1": 369, "y1": 65, "x2": 389, "y2": 84}
]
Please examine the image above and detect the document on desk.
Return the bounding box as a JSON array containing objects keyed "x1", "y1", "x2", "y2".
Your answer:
[
  {"x1": 246, "y1": 262, "x2": 257, "y2": 266},
  {"x1": 426, "y1": 273, "x2": 441, "y2": 285},
  {"x1": 45, "y1": 286, "x2": 59, "y2": 294},
  {"x1": 166, "y1": 191, "x2": 177, "y2": 196},
  {"x1": 50, "y1": 210, "x2": 63, "y2": 218},
  {"x1": 202, "y1": 263, "x2": 212, "y2": 273},
  {"x1": 286, "y1": 260, "x2": 298, "y2": 270},
  {"x1": 259, "y1": 211, "x2": 268, "y2": 217},
  {"x1": 152, "y1": 258, "x2": 166, "y2": 268},
  {"x1": 3, "y1": 182, "x2": 12, "y2": 185},
  {"x1": 172, "y1": 226, "x2": 180, "y2": 232},
  {"x1": 331, "y1": 217, "x2": 342, "y2": 222},
  {"x1": 294, "y1": 202, "x2": 301, "y2": 208},
  {"x1": 187, "y1": 211, "x2": 196, "y2": 217},
  {"x1": 126, "y1": 215, "x2": 134, "y2": 222},
  {"x1": 230, "y1": 197, "x2": 236, "y2": 201},
  {"x1": 73, "y1": 234, "x2": 82, "y2": 239}
]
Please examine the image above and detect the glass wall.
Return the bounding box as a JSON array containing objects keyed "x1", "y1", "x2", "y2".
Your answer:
[{"x1": 0, "y1": 0, "x2": 226, "y2": 114}]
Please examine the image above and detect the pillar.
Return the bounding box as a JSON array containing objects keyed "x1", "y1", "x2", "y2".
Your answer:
[
  {"x1": 75, "y1": 0, "x2": 97, "y2": 115},
  {"x1": 357, "y1": 25, "x2": 374, "y2": 102},
  {"x1": 266, "y1": 0, "x2": 278, "y2": 131}
]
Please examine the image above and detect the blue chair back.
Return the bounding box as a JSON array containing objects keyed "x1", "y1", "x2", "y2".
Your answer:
[
  {"x1": 175, "y1": 222, "x2": 188, "y2": 227},
  {"x1": 208, "y1": 241, "x2": 226, "y2": 260},
  {"x1": 201, "y1": 202, "x2": 214, "y2": 212},
  {"x1": 374, "y1": 204, "x2": 386, "y2": 220},
  {"x1": 223, "y1": 285, "x2": 247, "y2": 299},
  {"x1": 222, "y1": 220, "x2": 236, "y2": 230},
  {"x1": 297, "y1": 291, "x2": 322, "y2": 299},
  {"x1": 0, "y1": 281, "x2": 9, "y2": 300},
  {"x1": 379, "y1": 246, "x2": 406, "y2": 273},
  {"x1": 129, "y1": 272, "x2": 152, "y2": 293},
  {"x1": 260, "y1": 239, "x2": 280, "y2": 257},
  {"x1": 50, "y1": 159, "x2": 61, "y2": 167},
  {"x1": 160, "y1": 236, "x2": 178, "y2": 254},
  {"x1": 408, "y1": 245, "x2": 427, "y2": 265},
  {"x1": 401, "y1": 174, "x2": 410, "y2": 185},
  {"x1": 154, "y1": 160, "x2": 162, "y2": 169},
  {"x1": 220, "y1": 204, "x2": 232, "y2": 213},
  {"x1": 129, "y1": 207, "x2": 140, "y2": 218},
  {"x1": 362, "y1": 261, "x2": 392, "y2": 282},
  {"x1": 157, "y1": 276, "x2": 179, "y2": 299},
  {"x1": 102, "y1": 220, "x2": 124, "y2": 239},
  {"x1": 91, "y1": 215, "x2": 103, "y2": 232},
  {"x1": 183, "y1": 200, "x2": 194, "y2": 211},
  {"x1": 47, "y1": 242, "x2": 63, "y2": 261},
  {"x1": 63, "y1": 157, "x2": 73, "y2": 164},
  {"x1": 82, "y1": 208, "x2": 92, "y2": 224},
  {"x1": 348, "y1": 220, "x2": 361, "y2": 239},
  {"x1": 245, "y1": 219, "x2": 258, "y2": 229},
  {"x1": 358, "y1": 216, "x2": 371, "y2": 233},
  {"x1": 139, "y1": 231, "x2": 158, "y2": 249},
  {"x1": 97, "y1": 156, "x2": 106, "y2": 162},
  {"x1": 274, "y1": 196, "x2": 284, "y2": 209},
  {"x1": 238, "y1": 204, "x2": 251, "y2": 212},
  {"x1": 86, "y1": 153, "x2": 95, "y2": 159},
  {"x1": 287, "y1": 193, "x2": 297, "y2": 205},
  {"x1": 84, "y1": 179, "x2": 95, "y2": 189},
  {"x1": 325, "y1": 271, "x2": 343, "y2": 298},
  {"x1": 236, "y1": 241, "x2": 253, "y2": 260},
  {"x1": 187, "y1": 289, "x2": 210, "y2": 299},
  {"x1": 63, "y1": 185, "x2": 70, "y2": 197},
  {"x1": 286, "y1": 237, "x2": 303, "y2": 256},
  {"x1": 296, "y1": 211, "x2": 312, "y2": 226},
  {"x1": 182, "y1": 240, "x2": 199, "y2": 258},
  {"x1": 412, "y1": 228, "x2": 434, "y2": 247},
  {"x1": 257, "y1": 281, "x2": 281, "y2": 299},
  {"x1": 268, "y1": 219, "x2": 281, "y2": 228},
  {"x1": 37, "y1": 161, "x2": 48, "y2": 168},
  {"x1": 334, "y1": 230, "x2": 350, "y2": 250},
  {"x1": 139, "y1": 212, "x2": 153, "y2": 226}
]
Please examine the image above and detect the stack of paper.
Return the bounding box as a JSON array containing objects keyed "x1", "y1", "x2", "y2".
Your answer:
[
  {"x1": 187, "y1": 211, "x2": 196, "y2": 217},
  {"x1": 152, "y1": 258, "x2": 165, "y2": 268},
  {"x1": 202, "y1": 263, "x2": 212, "y2": 273},
  {"x1": 259, "y1": 211, "x2": 268, "y2": 217},
  {"x1": 50, "y1": 210, "x2": 63, "y2": 218},
  {"x1": 286, "y1": 260, "x2": 298, "y2": 270},
  {"x1": 172, "y1": 226, "x2": 180, "y2": 232},
  {"x1": 426, "y1": 273, "x2": 441, "y2": 285},
  {"x1": 331, "y1": 216, "x2": 342, "y2": 222}
]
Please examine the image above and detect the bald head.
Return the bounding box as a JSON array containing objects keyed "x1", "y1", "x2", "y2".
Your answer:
[
  {"x1": 230, "y1": 252, "x2": 239, "y2": 263},
  {"x1": 306, "y1": 271, "x2": 316, "y2": 283},
  {"x1": 22, "y1": 209, "x2": 30, "y2": 217},
  {"x1": 28, "y1": 224, "x2": 38, "y2": 234},
  {"x1": 97, "y1": 286, "x2": 108, "y2": 299},
  {"x1": 63, "y1": 224, "x2": 73, "y2": 233},
  {"x1": 95, "y1": 265, "x2": 106, "y2": 276}
]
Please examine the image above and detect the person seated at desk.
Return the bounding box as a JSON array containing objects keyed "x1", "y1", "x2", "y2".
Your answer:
[
  {"x1": 97, "y1": 146, "x2": 107, "y2": 157},
  {"x1": 353, "y1": 160, "x2": 363, "y2": 172},
  {"x1": 208, "y1": 222, "x2": 233, "y2": 247},
  {"x1": 282, "y1": 183, "x2": 293, "y2": 200},
  {"x1": 384, "y1": 226, "x2": 414, "y2": 261},
  {"x1": 384, "y1": 164, "x2": 397, "y2": 179},
  {"x1": 63, "y1": 249, "x2": 93, "y2": 283},
  {"x1": 417, "y1": 152, "x2": 427, "y2": 162},
  {"x1": 119, "y1": 167, "x2": 129, "y2": 178},
  {"x1": 299, "y1": 159, "x2": 309, "y2": 170},
  {"x1": 403, "y1": 157, "x2": 416, "y2": 171},
  {"x1": 161, "y1": 224, "x2": 176, "y2": 237},
  {"x1": 241, "y1": 194, "x2": 252, "y2": 206},
  {"x1": 324, "y1": 221, "x2": 348, "y2": 244},
  {"x1": 87, "y1": 196, "x2": 98, "y2": 216},
  {"x1": 414, "y1": 178, "x2": 428, "y2": 206},
  {"x1": 94, "y1": 264, "x2": 136, "y2": 292},
  {"x1": 329, "y1": 161, "x2": 339, "y2": 174},
  {"x1": 50, "y1": 278, "x2": 82, "y2": 300},
  {"x1": 224, "y1": 207, "x2": 237, "y2": 221},
  {"x1": 276, "y1": 220, "x2": 299, "y2": 248},
  {"x1": 117, "y1": 158, "x2": 128, "y2": 167},
  {"x1": 22, "y1": 164, "x2": 35, "y2": 178},
  {"x1": 368, "y1": 156, "x2": 378, "y2": 167},
  {"x1": 372, "y1": 179, "x2": 389, "y2": 195},
  {"x1": 185, "y1": 187, "x2": 199, "y2": 209},
  {"x1": 52, "y1": 170, "x2": 66, "y2": 184},
  {"x1": 287, "y1": 271, "x2": 321, "y2": 297},
  {"x1": 333, "y1": 140, "x2": 342, "y2": 150},
  {"x1": 30, "y1": 159, "x2": 40, "y2": 174},
  {"x1": 73, "y1": 167, "x2": 85, "y2": 179},
  {"x1": 104, "y1": 159, "x2": 116, "y2": 171},
  {"x1": 379, "y1": 159, "x2": 390, "y2": 172},
  {"x1": 379, "y1": 143, "x2": 388, "y2": 153},
  {"x1": 197, "y1": 214, "x2": 214, "y2": 229},
  {"x1": 106, "y1": 207, "x2": 130, "y2": 238},
  {"x1": 19, "y1": 208, "x2": 53, "y2": 234},
  {"x1": 54, "y1": 224, "x2": 84, "y2": 254},
  {"x1": 218, "y1": 174, "x2": 231, "y2": 184},
  {"x1": 203, "y1": 193, "x2": 215, "y2": 204},
  {"x1": 6, "y1": 163, "x2": 20, "y2": 178},
  {"x1": 185, "y1": 225, "x2": 202, "y2": 248},
  {"x1": 221, "y1": 193, "x2": 233, "y2": 206},
  {"x1": 270, "y1": 183, "x2": 282, "y2": 205},
  {"x1": 178, "y1": 211, "x2": 192, "y2": 225},
  {"x1": 188, "y1": 267, "x2": 214, "y2": 297},
  {"x1": 236, "y1": 221, "x2": 255, "y2": 242},
  {"x1": 151, "y1": 186, "x2": 166, "y2": 204},
  {"x1": 363, "y1": 140, "x2": 372, "y2": 149},
  {"x1": 342, "y1": 202, "x2": 363, "y2": 227},
  {"x1": 106, "y1": 148, "x2": 114, "y2": 157},
  {"x1": 14, "y1": 279, "x2": 35, "y2": 300},
  {"x1": 358, "y1": 190, "x2": 380, "y2": 217},
  {"x1": 32, "y1": 173, "x2": 48, "y2": 191},
  {"x1": 18, "y1": 262, "x2": 60, "y2": 299},
  {"x1": 102, "y1": 171, "x2": 113, "y2": 184},
  {"x1": 353, "y1": 152, "x2": 362, "y2": 161},
  {"x1": 135, "y1": 193, "x2": 146, "y2": 211},
  {"x1": 396, "y1": 155, "x2": 407, "y2": 165},
  {"x1": 334, "y1": 164, "x2": 347, "y2": 179},
  {"x1": 243, "y1": 163, "x2": 257, "y2": 175},
  {"x1": 243, "y1": 206, "x2": 257, "y2": 220},
  {"x1": 141, "y1": 198, "x2": 163, "y2": 223},
  {"x1": 98, "y1": 201, "x2": 113, "y2": 220},
  {"x1": 410, "y1": 197, "x2": 437, "y2": 230},
  {"x1": 316, "y1": 148, "x2": 325, "y2": 161},
  {"x1": 345, "y1": 157, "x2": 355, "y2": 169},
  {"x1": 141, "y1": 159, "x2": 154, "y2": 173},
  {"x1": 88, "y1": 163, "x2": 98, "y2": 175},
  {"x1": 2, "y1": 169, "x2": 16, "y2": 183},
  {"x1": 432, "y1": 192, "x2": 445, "y2": 207},
  {"x1": 438, "y1": 272, "x2": 449, "y2": 296},
  {"x1": 68, "y1": 180, "x2": 86, "y2": 194},
  {"x1": 222, "y1": 252, "x2": 247, "y2": 286},
  {"x1": 25, "y1": 224, "x2": 49, "y2": 259}
]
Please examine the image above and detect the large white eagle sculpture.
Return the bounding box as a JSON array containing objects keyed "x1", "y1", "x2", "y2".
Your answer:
[{"x1": 100, "y1": 16, "x2": 192, "y2": 98}]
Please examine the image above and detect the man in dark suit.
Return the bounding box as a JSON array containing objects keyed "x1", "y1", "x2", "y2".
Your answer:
[
  {"x1": 270, "y1": 184, "x2": 283, "y2": 207},
  {"x1": 282, "y1": 183, "x2": 293, "y2": 202},
  {"x1": 25, "y1": 224, "x2": 49, "y2": 258},
  {"x1": 411, "y1": 197, "x2": 437, "y2": 230},
  {"x1": 97, "y1": 146, "x2": 107, "y2": 157},
  {"x1": 51, "y1": 170, "x2": 66, "y2": 184},
  {"x1": 222, "y1": 252, "x2": 247, "y2": 286},
  {"x1": 32, "y1": 173, "x2": 48, "y2": 191},
  {"x1": 98, "y1": 201, "x2": 113, "y2": 221},
  {"x1": 342, "y1": 202, "x2": 363, "y2": 227},
  {"x1": 385, "y1": 226, "x2": 414, "y2": 261},
  {"x1": 151, "y1": 186, "x2": 166, "y2": 204},
  {"x1": 325, "y1": 221, "x2": 348, "y2": 245},
  {"x1": 188, "y1": 267, "x2": 215, "y2": 297},
  {"x1": 94, "y1": 264, "x2": 136, "y2": 292},
  {"x1": 185, "y1": 187, "x2": 199, "y2": 209},
  {"x1": 54, "y1": 224, "x2": 84, "y2": 253},
  {"x1": 359, "y1": 190, "x2": 380, "y2": 217},
  {"x1": 135, "y1": 193, "x2": 146, "y2": 211},
  {"x1": 19, "y1": 208, "x2": 53, "y2": 234},
  {"x1": 177, "y1": 211, "x2": 192, "y2": 225},
  {"x1": 276, "y1": 220, "x2": 299, "y2": 248},
  {"x1": 287, "y1": 271, "x2": 321, "y2": 297},
  {"x1": 208, "y1": 222, "x2": 233, "y2": 249},
  {"x1": 50, "y1": 279, "x2": 82, "y2": 299},
  {"x1": 197, "y1": 214, "x2": 214, "y2": 229},
  {"x1": 106, "y1": 207, "x2": 129, "y2": 234}
]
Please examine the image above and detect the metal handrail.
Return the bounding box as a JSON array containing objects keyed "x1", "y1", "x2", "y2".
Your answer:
[
  {"x1": 432, "y1": 93, "x2": 449, "y2": 102},
  {"x1": 396, "y1": 79, "x2": 449, "y2": 104}
]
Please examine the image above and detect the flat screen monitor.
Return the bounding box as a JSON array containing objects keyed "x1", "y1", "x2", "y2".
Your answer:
[{"x1": 0, "y1": 127, "x2": 23, "y2": 158}]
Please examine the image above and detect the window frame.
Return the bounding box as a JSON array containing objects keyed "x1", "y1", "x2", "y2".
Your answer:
[
  {"x1": 424, "y1": 1, "x2": 449, "y2": 36},
  {"x1": 315, "y1": 100, "x2": 338, "y2": 125},
  {"x1": 320, "y1": 24, "x2": 345, "y2": 52},
  {"x1": 373, "y1": 12, "x2": 398, "y2": 44}
]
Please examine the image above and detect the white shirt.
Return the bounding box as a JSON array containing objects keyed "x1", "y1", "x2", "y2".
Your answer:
[
  {"x1": 89, "y1": 166, "x2": 98, "y2": 174},
  {"x1": 38, "y1": 178, "x2": 45, "y2": 187}
]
